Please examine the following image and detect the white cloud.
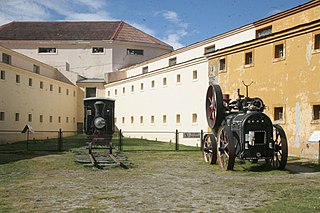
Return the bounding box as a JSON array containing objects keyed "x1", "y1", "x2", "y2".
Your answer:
[
  {"x1": 0, "y1": 0, "x2": 114, "y2": 25},
  {"x1": 162, "y1": 34, "x2": 184, "y2": 49},
  {"x1": 156, "y1": 10, "x2": 189, "y2": 49}
]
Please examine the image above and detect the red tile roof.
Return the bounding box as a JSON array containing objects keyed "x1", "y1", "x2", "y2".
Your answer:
[{"x1": 0, "y1": 21, "x2": 172, "y2": 48}]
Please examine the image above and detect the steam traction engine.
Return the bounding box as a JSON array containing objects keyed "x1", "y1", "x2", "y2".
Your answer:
[{"x1": 202, "y1": 84, "x2": 288, "y2": 170}]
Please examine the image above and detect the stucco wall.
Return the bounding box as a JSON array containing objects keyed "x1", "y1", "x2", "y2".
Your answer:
[
  {"x1": 208, "y1": 23, "x2": 320, "y2": 160},
  {"x1": 0, "y1": 48, "x2": 80, "y2": 143},
  {"x1": 105, "y1": 57, "x2": 208, "y2": 146}
]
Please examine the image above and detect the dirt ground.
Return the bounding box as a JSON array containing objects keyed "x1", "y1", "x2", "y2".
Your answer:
[{"x1": 1, "y1": 151, "x2": 320, "y2": 212}]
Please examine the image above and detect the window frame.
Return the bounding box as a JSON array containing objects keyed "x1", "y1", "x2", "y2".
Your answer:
[
  {"x1": 2, "y1": 53, "x2": 11, "y2": 64},
  {"x1": 92, "y1": 47, "x2": 105, "y2": 54},
  {"x1": 204, "y1": 45, "x2": 216, "y2": 54},
  {"x1": 313, "y1": 32, "x2": 320, "y2": 54},
  {"x1": 312, "y1": 104, "x2": 320, "y2": 123},
  {"x1": 256, "y1": 26, "x2": 272, "y2": 38},
  {"x1": 169, "y1": 57, "x2": 177, "y2": 66},
  {"x1": 218, "y1": 57, "x2": 226, "y2": 72},
  {"x1": 127, "y1": 49, "x2": 144, "y2": 55},
  {"x1": 273, "y1": 105, "x2": 285, "y2": 124},
  {"x1": 38, "y1": 47, "x2": 57, "y2": 54},
  {"x1": 1, "y1": 70, "x2": 6, "y2": 80},
  {"x1": 244, "y1": 50, "x2": 254, "y2": 67},
  {"x1": 273, "y1": 41, "x2": 286, "y2": 62}
]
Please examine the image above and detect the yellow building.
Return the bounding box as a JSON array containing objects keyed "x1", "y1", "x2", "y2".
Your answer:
[
  {"x1": 207, "y1": 0, "x2": 320, "y2": 160},
  {"x1": 0, "y1": 46, "x2": 83, "y2": 143}
]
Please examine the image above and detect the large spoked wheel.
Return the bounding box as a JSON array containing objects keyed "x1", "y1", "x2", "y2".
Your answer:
[
  {"x1": 202, "y1": 134, "x2": 217, "y2": 164},
  {"x1": 206, "y1": 85, "x2": 224, "y2": 132},
  {"x1": 269, "y1": 124, "x2": 288, "y2": 170},
  {"x1": 217, "y1": 123, "x2": 235, "y2": 170}
]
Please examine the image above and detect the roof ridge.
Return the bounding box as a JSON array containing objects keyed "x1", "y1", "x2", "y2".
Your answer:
[{"x1": 111, "y1": 21, "x2": 125, "y2": 40}]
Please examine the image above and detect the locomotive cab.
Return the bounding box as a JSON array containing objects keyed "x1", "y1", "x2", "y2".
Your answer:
[{"x1": 84, "y1": 97, "x2": 115, "y2": 146}]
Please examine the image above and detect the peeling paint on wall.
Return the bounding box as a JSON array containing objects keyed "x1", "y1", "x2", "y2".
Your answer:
[
  {"x1": 305, "y1": 40, "x2": 312, "y2": 65},
  {"x1": 296, "y1": 102, "x2": 301, "y2": 148}
]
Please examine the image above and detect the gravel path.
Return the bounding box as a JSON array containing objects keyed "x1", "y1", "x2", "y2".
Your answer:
[{"x1": 1, "y1": 151, "x2": 320, "y2": 212}]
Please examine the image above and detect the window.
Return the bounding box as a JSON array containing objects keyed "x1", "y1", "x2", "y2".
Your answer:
[
  {"x1": 163, "y1": 115, "x2": 167, "y2": 124},
  {"x1": 107, "y1": 91, "x2": 111, "y2": 96},
  {"x1": 219, "y1": 58, "x2": 226, "y2": 71},
  {"x1": 1, "y1": 70, "x2": 5, "y2": 80},
  {"x1": 49, "y1": 116, "x2": 53, "y2": 123},
  {"x1": 40, "y1": 81, "x2": 43, "y2": 89},
  {"x1": 86, "y1": 87, "x2": 96, "y2": 98},
  {"x1": 50, "y1": 84, "x2": 53, "y2": 91},
  {"x1": 151, "y1": 116, "x2": 155, "y2": 124},
  {"x1": 274, "y1": 43, "x2": 285, "y2": 59},
  {"x1": 33, "y1": 65, "x2": 40, "y2": 74},
  {"x1": 313, "y1": 105, "x2": 320, "y2": 120},
  {"x1": 122, "y1": 117, "x2": 125, "y2": 124},
  {"x1": 127, "y1": 49, "x2": 143, "y2": 55},
  {"x1": 38, "y1": 47, "x2": 57, "y2": 54},
  {"x1": 274, "y1": 107, "x2": 284, "y2": 122},
  {"x1": 192, "y1": 113, "x2": 198, "y2": 123},
  {"x1": 2, "y1": 53, "x2": 11, "y2": 64},
  {"x1": 256, "y1": 26, "x2": 272, "y2": 38},
  {"x1": 142, "y1": 66, "x2": 148, "y2": 74},
  {"x1": 140, "y1": 116, "x2": 144, "y2": 124},
  {"x1": 176, "y1": 114, "x2": 181, "y2": 124},
  {"x1": 40, "y1": 115, "x2": 43, "y2": 123},
  {"x1": 314, "y1": 34, "x2": 320, "y2": 50},
  {"x1": 163, "y1": 77, "x2": 167, "y2": 86},
  {"x1": 122, "y1": 87, "x2": 125, "y2": 94},
  {"x1": 16, "y1": 75, "x2": 20, "y2": 83},
  {"x1": 15, "y1": 113, "x2": 19, "y2": 121},
  {"x1": 92, "y1": 47, "x2": 104, "y2": 53},
  {"x1": 169, "y1": 57, "x2": 177, "y2": 66},
  {"x1": 28, "y1": 114, "x2": 32, "y2": 122},
  {"x1": 131, "y1": 116, "x2": 134, "y2": 124},
  {"x1": 115, "y1": 89, "x2": 118, "y2": 96},
  {"x1": 245, "y1": 51, "x2": 253, "y2": 65},
  {"x1": 66, "y1": 89, "x2": 69, "y2": 95},
  {"x1": 0, "y1": 112, "x2": 5, "y2": 121},
  {"x1": 192, "y1": 70, "x2": 198, "y2": 80},
  {"x1": 58, "y1": 116, "x2": 61, "y2": 123},
  {"x1": 151, "y1": 80, "x2": 155, "y2": 88},
  {"x1": 73, "y1": 117, "x2": 75, "y2": 123},
  {"x1": 73, "y1": 91, "x2": 76, "y2": 97},
  {"x1": 176, "y1": 74, "x2": 181, "y2": 83},
  {"x1": 29, "y1": 78, "x2": 33, "y2": 86},
  {"x1": 66, "y1": 117, "x2": 69, "y2": 123},
  {"x1": 205, "y1": 45, "x2": 216, "y2": 54},
  {"x1": 131, "y1": 85, "x2": 134, "y2": 93},
  {"x1": 59, "y1": 87, "x2": 61, "y2": 93},
  {"x1": 140, "y1": 83, "x2": 144, "y2": 91}
]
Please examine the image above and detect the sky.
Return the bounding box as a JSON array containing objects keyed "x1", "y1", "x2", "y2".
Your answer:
[{"x1": 0, "y1": 0, "x2": 311, "y2": 49}]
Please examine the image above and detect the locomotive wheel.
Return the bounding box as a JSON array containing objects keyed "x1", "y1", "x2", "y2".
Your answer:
[
  {"x1": 202, "y1": 134, "x2": 217, "y2": 164},
  {"x1": 206, "y1": 85, "x2": 224, "y2": 132},
  {"x1": 269, "y1": 124, "x2": 288, "y2": 170},
  {"x1": 217, "y1": 123, "x2": 235, "y2": 170}
]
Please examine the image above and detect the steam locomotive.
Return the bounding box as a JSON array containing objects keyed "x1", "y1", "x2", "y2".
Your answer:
[
  {"x1": 202, "y1": 84, "x2": 288, "y2": 170},
  {"x1": 84, "y1": 97, "x2": 115, "y2": 154}
]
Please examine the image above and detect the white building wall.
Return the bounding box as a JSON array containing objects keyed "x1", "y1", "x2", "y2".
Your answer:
[
  {"x1": 125, "y1": 28, "x2": 256, "y2": 78},
  {"x1": 106, "y1": 57, "x2": 208, "y2": 146},
  {"x1": 0, "y1": 41, "x2": 172, "y2": 81}
]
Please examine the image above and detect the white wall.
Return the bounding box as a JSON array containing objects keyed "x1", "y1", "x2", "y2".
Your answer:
[{"x1": 106, "y1": 57, "x2": 208, "y2": 146}]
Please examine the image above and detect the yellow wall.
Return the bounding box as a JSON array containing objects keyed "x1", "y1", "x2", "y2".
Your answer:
[
  {"x1": 208, "y1": 16, "x2": 320, "y2": 160},
  {"x1": 0, "y1": 47, "x2": 82, "y2": 143}
]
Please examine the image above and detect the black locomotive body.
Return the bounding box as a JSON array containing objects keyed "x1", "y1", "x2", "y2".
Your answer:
[
  {"x1": 202, "y1": 84, "x2": 288, "y2": 170},
  {"x1": 84, "y1": 97, "x2": 115, "y2": 153}
]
